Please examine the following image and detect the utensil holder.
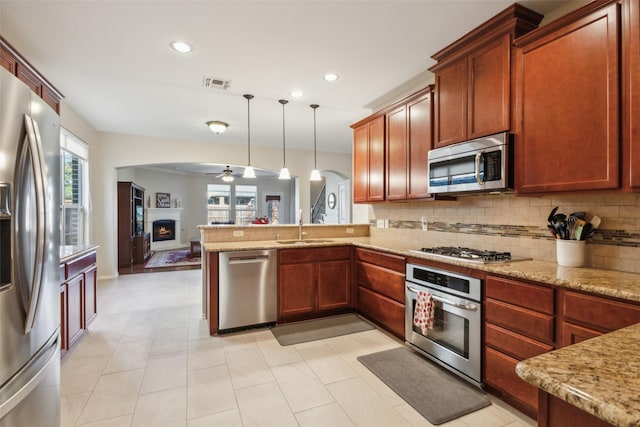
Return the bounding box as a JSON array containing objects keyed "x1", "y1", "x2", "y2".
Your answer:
[{"x1": 556, "y1": 240, "x2": 586, "y2": 267}]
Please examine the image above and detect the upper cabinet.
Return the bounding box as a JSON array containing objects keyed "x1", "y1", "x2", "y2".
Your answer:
[
  {"x1": 0, "y1": 36, "x2": 64, "y2": 114},
  {"x1": 624, "y1": 0, "x2": 640, "y2": 190},
  {"x1": 514, "y1": 1, "x2": 620, "y2": 194},
  {"x1": 429, "y1": 4, "x2": 543, "y2": 148},
  {"x1": 353, "y1": 115, "x2": 385, "y2": 203},
  {"x1": 352, "y1": 85, "x2": 441, "y2": 204}
]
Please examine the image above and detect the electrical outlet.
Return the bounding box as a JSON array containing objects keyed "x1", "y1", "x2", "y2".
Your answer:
[
  {"x1": 232, "y1": 230, "x2": 244, "y2": 237},
  {"x1": 346, "y1": 227, "x2": 354, "y2": 234},
  {"x1": 376, "y1": 219, "x2": 385, "y2": 228}
]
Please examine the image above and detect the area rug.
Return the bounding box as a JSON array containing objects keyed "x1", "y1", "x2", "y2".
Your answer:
[
  {"x1": 144, "y1": 249, "x2": 201, "y2": 269},
  {"x1": 271, "y1": 314, "x2": 375, "y2": 346},
  {"x1": 357, "y1": 347, "x2": 491, "y2": 425}
]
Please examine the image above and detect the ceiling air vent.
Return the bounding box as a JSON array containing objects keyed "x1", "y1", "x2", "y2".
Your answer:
[{"x1": 202, "y1": 76, "x2": 231, "y2": 91}]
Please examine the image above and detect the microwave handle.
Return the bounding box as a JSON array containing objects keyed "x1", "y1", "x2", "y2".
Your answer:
[{"x1": 475, "y1": 151, "x2": 484, "y2": 185}]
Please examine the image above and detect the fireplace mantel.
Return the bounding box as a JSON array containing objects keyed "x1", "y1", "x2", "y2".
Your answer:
[{"x1": 145, "y1": 208, "x2": 183, "y2": 251}]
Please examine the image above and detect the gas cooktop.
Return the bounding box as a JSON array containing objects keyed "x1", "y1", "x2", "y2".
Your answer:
[{"x1": 409, "y1": 246, "x2": 531, "y2": 263}]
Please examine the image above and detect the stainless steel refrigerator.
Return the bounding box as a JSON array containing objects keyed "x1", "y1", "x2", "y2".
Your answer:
[{"x1": 0, "y1": 67, "x2": 61, "y2": 426}]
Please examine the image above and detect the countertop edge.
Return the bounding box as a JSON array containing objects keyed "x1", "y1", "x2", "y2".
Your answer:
[{"x1": 60, "y1": 244, "x2": 99, "y2": 263}]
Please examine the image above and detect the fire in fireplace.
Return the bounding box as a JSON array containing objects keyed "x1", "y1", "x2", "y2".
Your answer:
[{"x1": 153, "y1": 219, "x2": 176, "y2": 242}]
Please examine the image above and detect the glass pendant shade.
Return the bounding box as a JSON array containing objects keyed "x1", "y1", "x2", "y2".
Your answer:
[
  {"x1": 279, "y1": 167, "x2": 291, "y2": 180},
  {"x1": 243, "y1": 166, "x2": 256, "y2": 178},
  {"x1": 310, "y1": 168, "x2": 321, "y2": 181}
]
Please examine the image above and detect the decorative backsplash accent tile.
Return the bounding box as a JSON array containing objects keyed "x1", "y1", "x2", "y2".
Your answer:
[{"x1": 371, "y1": 219, "x2": 640, "y2": 248}]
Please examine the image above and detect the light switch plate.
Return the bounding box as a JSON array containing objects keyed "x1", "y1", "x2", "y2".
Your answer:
[{"x1": 376, "y1": 219, "x2": 385, "y2": 228}]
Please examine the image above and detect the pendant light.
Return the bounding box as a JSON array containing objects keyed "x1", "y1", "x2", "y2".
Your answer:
[
  {"x1": 309, "y1": 104, "x2": 321, "y2": 181},
  {"x1": 242, "y1": 94, "x2": 256, "y2": 178},
  {"x1": 278, "y1": 99, "x2": 291, "y2": 180}
]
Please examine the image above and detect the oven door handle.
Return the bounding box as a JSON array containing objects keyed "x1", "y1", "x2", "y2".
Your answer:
[{"x1": 407, "y1": 285, "x2": 478, "y2": 311}]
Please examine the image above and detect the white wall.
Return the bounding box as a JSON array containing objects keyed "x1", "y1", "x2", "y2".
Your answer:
[{"x1": 87, "y1": 131, "x2": 351, "y2": 278}]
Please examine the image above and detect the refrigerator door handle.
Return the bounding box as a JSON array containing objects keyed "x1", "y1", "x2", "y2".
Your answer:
[{"x1": 16, "y1": 115, "x2": 48, "y2": 334}]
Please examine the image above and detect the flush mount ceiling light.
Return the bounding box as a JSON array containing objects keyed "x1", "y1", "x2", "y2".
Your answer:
[
  {"x1": 169, "y1": 41, "x2": 193, "y2": 54},
  {"x1": 206, "y1": 120, "x2": 228, "y2": 134},
  {"x1": 242, "y1": 94, "x2": 256, "y2": 178},
  {"x1": 290, "y1": 90, "x2": 304, "y2": 98},
  {"x1": 309, "y1": 104, "x2": 321, "y2": 181},
  {"x1": 278, "y1": 99, "x2": 291, "y2": 180},
  {"x1": 323, "y1": 73, "x2": 339, "y2": 82}
]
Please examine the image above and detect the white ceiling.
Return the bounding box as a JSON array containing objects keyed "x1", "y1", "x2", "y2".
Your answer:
[{"x1": 0, "y1": 1, "x2": 585, "y2": 156}]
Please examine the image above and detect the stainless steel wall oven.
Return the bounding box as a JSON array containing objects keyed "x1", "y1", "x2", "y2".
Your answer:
[{"x1": 405, "y1": 263, "x2": 482, "y2": 387}]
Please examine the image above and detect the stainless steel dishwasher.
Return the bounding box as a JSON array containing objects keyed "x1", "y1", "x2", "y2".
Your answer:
[{"x1": 218, "y1": 249, "x2": 277, "y2": 332}]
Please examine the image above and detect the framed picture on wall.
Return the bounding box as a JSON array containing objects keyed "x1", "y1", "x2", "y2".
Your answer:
[{"x1": 156, "y1": 192, "x2": 171, "y2": 208}]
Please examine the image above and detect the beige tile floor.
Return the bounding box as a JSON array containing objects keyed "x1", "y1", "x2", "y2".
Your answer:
[{"x1": 60, "y1": 269, "x2": 536, "y2": 427}]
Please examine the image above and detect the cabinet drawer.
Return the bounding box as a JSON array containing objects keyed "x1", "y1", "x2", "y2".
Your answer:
[
  {"x1": 484, "y1": 347, "x2": 538, "y2": 412},
  {"x1": 279, "y1": 246, "x2": 351, "y2": 264},
  {"x1": 486, "y1": 275, "x2": 554, "y2": 314},
  {"x1": 485, "y1": 323, "x2": 553, "y2": 360},
  {"x1": 357, "y1": 286, "x2": 405, "y2": 338},
  {"x1": 357, "y1": 262, "x2": 405, "y2": 303},
  {"x1": 356, "y1": 248, "x2": 405, "y2": 273},
  {"x1": 561, "y1": 321, "x2": 603, "y2": 347},
  {"x1": 563, "y1": 291, "x2": 640, "y2": 333},
  {"x1": 66, "y1": 251, "x2": 97, "y2": 279},
  {"x1": 485, "y1": 299, "x2": 554, "y2": 344}
]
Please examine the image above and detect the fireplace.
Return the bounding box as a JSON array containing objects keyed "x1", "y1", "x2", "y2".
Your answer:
[
  {"x1": 145, "y1": 208, "x2": 183, "y2": 251},
  {"x1": 153, "y1": 220, "x2": 176, "y2": 242}
]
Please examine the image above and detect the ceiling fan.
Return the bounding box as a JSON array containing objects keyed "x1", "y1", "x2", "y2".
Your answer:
[{"x1": 214, "y1": 166, "x2": 236, "y2": 182}]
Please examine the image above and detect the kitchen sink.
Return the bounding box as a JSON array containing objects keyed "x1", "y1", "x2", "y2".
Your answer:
[{"x1": 276, "y1": 239, "x2": 335, "y2": 244}]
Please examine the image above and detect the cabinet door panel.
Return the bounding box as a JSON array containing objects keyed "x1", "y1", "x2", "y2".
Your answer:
[
  {"x1": 386, "y1": 105, "x2": 408, "y2": 200},
  {"x1": 67, "y1": 275, "x2": 84, "y2": 347},
  {"x1": 626, "y1": 0, "x2": 640, "y2": 189},
  {"x1": 357, "y1": 286, "x2": 405, "y2": 338},
  {"x1": 353, "y1": 124, "x2": 369, "y2": 203},
  {"x1": 434, "y1": 58, "x2": 467, "y2": 147},
  {"x1": 279, "y1": 263, "x2": 315, "y2": 317},
  {"x1": 84, "y1": 266, "x2": 97, "y2": 326},
  {"x1": 317, "y1": 260, "x2": 351, "y2": 311},
  {"x1": 563, "y1": 291, "x2": 640, "y2": 332},
  {"x1": 0, "y1": 46, "x2": 16, "y2": 74},
  {"x1": 468, "y1": 34, "x2": 510, "y2": 138},
  {"x1": 368, "y1": 116, "x2": 386, "y2": 201},
  {"x1": 560, "y1": 322, "x2": 603, "y2": 347},
  {"x1": 59, "y1": 284, "x2": 68, "y2": 355},
  {"x1": 484, "y1": 347, "x2": 538, "y2": 412},
  {"x1": 516, "y1": 4, "x2": 620, "y2": 193},
  {"x1": 407, "y1": 91, "x2": 433, "y2": 199}
]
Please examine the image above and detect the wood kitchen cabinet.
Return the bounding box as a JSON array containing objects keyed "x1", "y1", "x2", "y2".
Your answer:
[
  {"x1": 59, "y1": 248, "x2": 98, "y2": 356},
  {"x1": 386, "y1": 86, "x2": 436, "y2": 200},
  {"x1": 514, "y1": 1, "x2": 620, "y2": 194},
  {"x1": 0, "y1": 36, "x2": 63, "y2": 114},
  {"x1": 624, "y1": 0, "x2": 640, "y2": 190},
  {"x1": 352, "y1": 116, "x2": 385, "y2": 203},
  {"x1": 430, "y1": 4, "x2": 542, "y2": 147},
  {"x1": 355, "y1": 248, "x2": 406, "y2": 338},
  {"x1": 483, "y1": 275, "x2": 555, "y2": 419},
  {"x1": 278, "y1": 246, "x2": 352, "y2": 321}
]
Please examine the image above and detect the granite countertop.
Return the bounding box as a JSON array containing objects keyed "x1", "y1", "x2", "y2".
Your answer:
[
  {"x1": 516, "y1": 324, "x2": 640, "y2": 427},
  {"x1": 204, "y1": 237, "x2": 640, "y2": 425},
  {"x1": 60, "y1": 244, "x2": 99, "y2": 263}
]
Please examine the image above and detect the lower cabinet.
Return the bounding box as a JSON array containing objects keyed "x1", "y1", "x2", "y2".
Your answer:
[
  {"x1": 60, "y1": 248, "x2": 98, "y2": 356},
  {"x1": 278, "y1": 246, "x2": 352, "y2": 321},
  {"x1": 483, "y1": 275, "x2": 555, "y2": 419},
  {"x1": 355, "y1": 248, "x2": 405, "y2": 338}
]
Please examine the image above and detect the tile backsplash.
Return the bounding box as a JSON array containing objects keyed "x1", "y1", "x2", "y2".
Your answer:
[{"x1": 369, "y1": 193, "x2": 640, "y2": 274}]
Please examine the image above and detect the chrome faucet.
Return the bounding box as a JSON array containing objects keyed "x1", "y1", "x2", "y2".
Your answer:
[{"x1": 298, "y1": 209, "x2": 307, "y2": 240}]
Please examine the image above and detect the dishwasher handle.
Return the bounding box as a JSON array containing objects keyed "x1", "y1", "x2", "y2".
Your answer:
[{"x1": 228, "y1": 255, "x2": 270, "y2": 264}]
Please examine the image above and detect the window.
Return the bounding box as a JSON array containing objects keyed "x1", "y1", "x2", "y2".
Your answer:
[
  {"x1": 60, "y1": 129, "x2": 89, "y2": 245},
  {"x1": 207, "y1": 184, "x2": 231, "y2": 224},
  {"x1": 206, "y1": 184, "x2": 257, "y2": 225},
  {"x1": 235, "y1": 185, "x2": 257, "y2": 225}
]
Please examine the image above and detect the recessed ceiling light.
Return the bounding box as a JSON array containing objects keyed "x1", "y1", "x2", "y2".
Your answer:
[
  {"x1": 290, "y1": 90, "x2": 304, "y2": 98},
  {"x1": 170, "y1": 41, "x2": 193, "y2": 54},
  {"x1": 323, "y1": 73, "x2": 339, "y2": 82}
]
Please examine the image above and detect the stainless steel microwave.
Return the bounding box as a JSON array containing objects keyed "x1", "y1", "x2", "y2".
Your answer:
[{"x1": 427, "y1": 132, "x2": 513, "y2": 194}]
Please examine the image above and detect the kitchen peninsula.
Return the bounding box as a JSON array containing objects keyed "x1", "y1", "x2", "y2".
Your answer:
[{"x1": 200, "y1": 224, "x2": 640, "y2": 427}]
